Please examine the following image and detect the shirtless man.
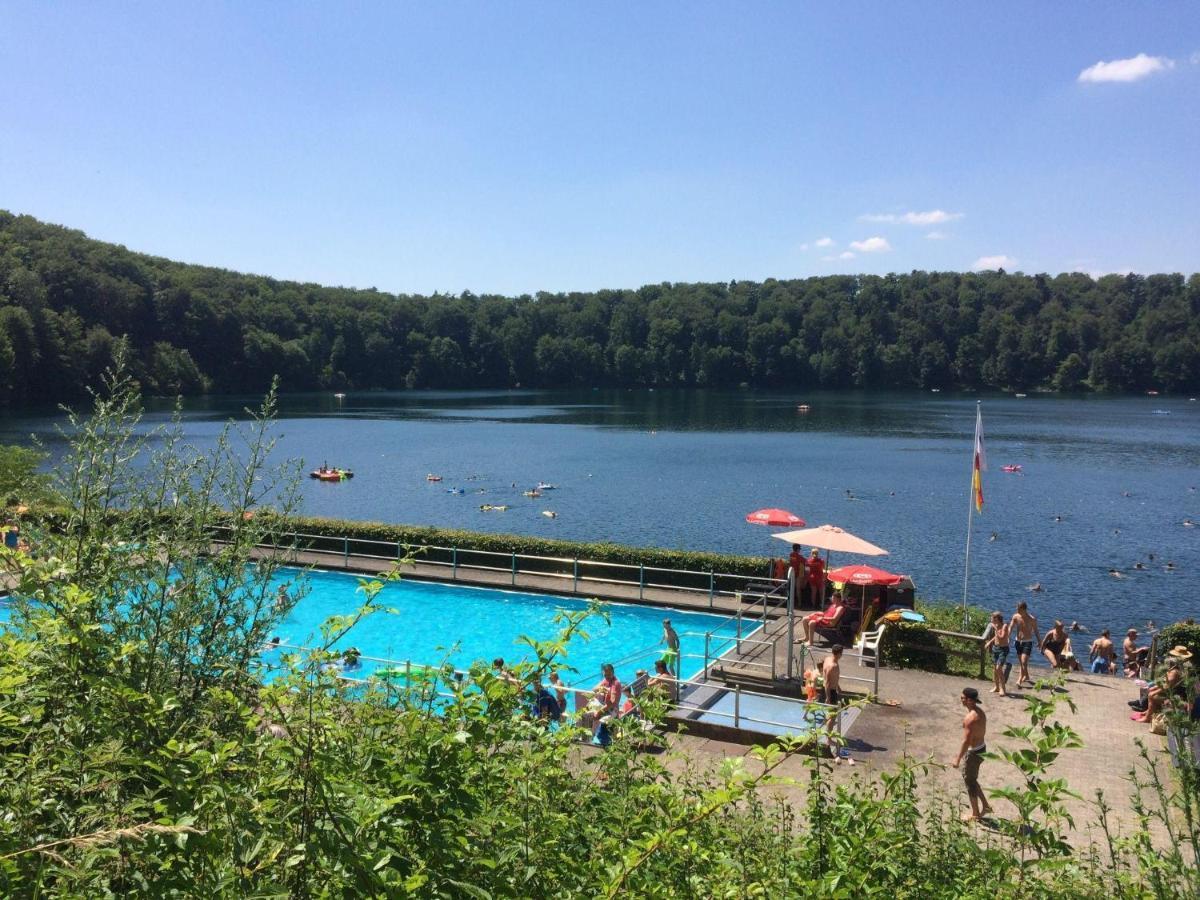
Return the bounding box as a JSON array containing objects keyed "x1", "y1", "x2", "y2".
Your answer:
[
  {"x1": 822, "y1": 645, "x2": 843, "y2": 738},
  {"x1": 1089, "y1": 629, "x2": 1116, "y2": 674},
  {"x1": 661, "y1": 619, "x2": 681, "y2": 676},
  {"x1": 952, "y1": 687, "x2": 992, "y2": 821},
  {"x1": 1123, "y1": 629, "x2": 1149, "y2": 677},
  {"x1": 1009, "y1": 601, "x2": 1040, "y2": 688}
]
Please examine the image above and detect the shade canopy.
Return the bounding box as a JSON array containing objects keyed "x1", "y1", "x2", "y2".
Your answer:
[
  {"x1": 745, "y1": 508, "x2": 806, "y2": 527},
  {"x1": 826, "y1": 564, "x2": 904, "y2": 586},
  {"x1": 771, "y1": 524, "x2": 888, "y2": 556}
]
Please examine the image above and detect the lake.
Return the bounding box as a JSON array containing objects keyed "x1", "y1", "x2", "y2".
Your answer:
[{"x1": 3, "y1": 389, "x2": 1197, "y2": 637}]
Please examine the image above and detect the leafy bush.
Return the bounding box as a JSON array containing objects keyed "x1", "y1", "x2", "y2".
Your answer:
[
  {"x1": 228, "y1": 512, "x2": 774, "y2": 578},
  {"x1": 1155, "y1": 621, "x2": 1200, "y2": 667},
  {"x1": 881, "y1": 602, "x2": 991, "y2": 678}
]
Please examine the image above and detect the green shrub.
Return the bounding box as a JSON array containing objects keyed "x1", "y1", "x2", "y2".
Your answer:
[
  {"x1": 238, "y1": 512, "x2": 774, "y2": 578},
  {"x1": 1155, "y1": 621, "x2": 1200, "y2": 668},
  {"x1": 880, "y1": 601, "x2": 991, "y2": 678}
]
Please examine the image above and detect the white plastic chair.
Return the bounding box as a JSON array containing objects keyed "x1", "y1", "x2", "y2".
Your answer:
[{"x1": 855, "y1": 622, "x2": 887, "y2": 667}]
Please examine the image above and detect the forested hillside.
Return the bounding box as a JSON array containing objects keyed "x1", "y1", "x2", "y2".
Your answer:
[{"x1": 1, "y1": 210, "x2": 1197, "y2": 404}]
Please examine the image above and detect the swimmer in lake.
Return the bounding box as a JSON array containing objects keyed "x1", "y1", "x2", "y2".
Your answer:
[
  {"x1": 1027, "y1": 582, "x2": 1043, "y2": 592},
  {"x1": 1053, "y1": 515, "x2": 1063, "y2": 523},
  {"x1": 1134, "y1": 562, "x2": 1145, "y2": 571},
  {"x1": 1109, "y1": 569, "x2": 1123, "y2": 579},
  {"x1": 989, "y1": 532, "x2": 998, "y2": 542}
]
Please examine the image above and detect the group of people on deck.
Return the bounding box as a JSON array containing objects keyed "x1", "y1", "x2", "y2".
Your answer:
[{"x1": 495, "y1": 618, "x2": 683, "y2": 745}]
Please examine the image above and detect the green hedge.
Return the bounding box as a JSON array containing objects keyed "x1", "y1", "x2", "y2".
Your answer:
[
  {"x1": 266, "y1": 513, "x2": 774, "y2": 578},
  {"x1": 880, "y1": 602, "x2": 991, "y2": 679},
  {"x1": 1154, "y1": 621, "x2": 1200, "y2": 669}
]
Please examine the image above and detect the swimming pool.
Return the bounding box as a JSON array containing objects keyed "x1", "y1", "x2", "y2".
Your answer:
[{"x1": 260, "y1": 567, "x2": 731, "y2": 687}]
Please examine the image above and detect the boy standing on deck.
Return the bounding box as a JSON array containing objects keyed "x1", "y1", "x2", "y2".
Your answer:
[
  {"x1": 661, "y1": 619, "x2": 680, "y2": 677},
  {"x1": 952, "y1": 687, "x2": 992, "y2": 821}
]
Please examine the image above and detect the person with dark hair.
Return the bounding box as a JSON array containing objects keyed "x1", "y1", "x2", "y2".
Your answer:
[
  {"x1": 1089, "y1": 630, "x2": 1117, "y2": 674},
  {"x1": 789, "y1": 544, "x2": 807, "y2": 607},
  {"x1": 1010, "y1": 601, "x2": 1040, "y2": 688},
  {"x1": 952, "y1": 687, "x2": 992, "y2": 821}
]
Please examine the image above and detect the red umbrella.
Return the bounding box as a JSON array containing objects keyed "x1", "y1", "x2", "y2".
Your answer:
[
  {"x1": 745, "y1": 508, "x2": 806, "y2": 527},
  {"x1": 826, "y1": 564, "x2": 904, "y2": 586}
]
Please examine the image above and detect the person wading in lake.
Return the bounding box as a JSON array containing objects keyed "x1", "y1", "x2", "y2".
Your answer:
[
  {"x1": 952, "y1": 687, "x2": 992, "y2": 822},
  {"x1": 1010, "y1": 601, "x2": 1040, "y2": 688}
]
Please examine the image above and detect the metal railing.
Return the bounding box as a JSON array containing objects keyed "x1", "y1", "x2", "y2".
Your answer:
[
  {"x1": 214, "y1": 526, "x2": 787, "y2": 612},
  {"x1": 795, "y1": 643, "x2": 882, "y2": 697}
]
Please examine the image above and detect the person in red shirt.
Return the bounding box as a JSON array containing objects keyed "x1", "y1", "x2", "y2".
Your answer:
[
  {"x1": 807, "y1": 548, "x2": 826, "y2": 608},
  {"x1": 789, "y1": 544, "x2": 807, "y2": 606},
  {"x1": 796, "y1": 592, "x2": 847, "y2": 646}
]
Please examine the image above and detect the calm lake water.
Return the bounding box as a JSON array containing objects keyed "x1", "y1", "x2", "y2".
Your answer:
[{"x1": 3, "y1": 389, "x2": 1198, "y2": 637}]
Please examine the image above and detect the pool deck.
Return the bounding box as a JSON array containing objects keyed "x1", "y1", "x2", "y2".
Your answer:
[{"x1": 656, "y1": 662, "x2": 1176, "y2": 847}]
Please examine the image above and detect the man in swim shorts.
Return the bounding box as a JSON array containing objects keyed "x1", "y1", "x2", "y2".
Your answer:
[
  {"x1": 821, "y1": 645, "x2": 843, "y2": 737},
  {"x1": 661, "y1": 619, "x2": 680, "y2": 676},
  {"x1": 1009, "y1": 601, "x2": 1040, "y2": 688},
  {"x1": 952, "y1": 686, "x2": 992, "y2": 821}
]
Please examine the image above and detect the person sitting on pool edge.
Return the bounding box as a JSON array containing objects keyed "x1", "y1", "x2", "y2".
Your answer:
[
  {"x1": 796, "y1": 592, "x2": 847, "y2": 646},
  {"x1": 647, "y1": 659, "x2": 678, "y2": 703}
]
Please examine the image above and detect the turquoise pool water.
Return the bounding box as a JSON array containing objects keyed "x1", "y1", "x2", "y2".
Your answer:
[{"x1": 259, "y1": 568, "x2": 729, "y2": 687}]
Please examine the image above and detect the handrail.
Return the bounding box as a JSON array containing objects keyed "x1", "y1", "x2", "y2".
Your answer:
[{"x1": 212, "y1": 525, "x2": 782, "y2": 612}]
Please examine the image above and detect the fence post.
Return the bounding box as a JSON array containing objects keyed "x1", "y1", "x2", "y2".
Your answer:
[
  {"x1": 703, "y1": 632, "x2": 710, "y2": 682},
  {"x1": 709, "y1": 572, "x2": 715, "y2": 608},
  {"x1": 734, "y1": 685, "x2": 741, "y2": 729},
  {"x1": 511, "y1": 552, "x2": 517, "y2": 586},
  {"x1": 572, "y1": 558, "x2": 579, "y2": 593},
  {"x1": 736, "y1": 608, "x2": 742, "y2": 652},
  {"x1": 979, "y1": 640, "x2": 986, "y2": 679},
  {"x1": 639, "y1": 564, "x2": 644, "y2": 601},
  {"x1": 452, "y1": 546, "x2": 458, "y2": 580},
  {"x1": 343, "y1": 537, "x2": 349, "y2": 567}
]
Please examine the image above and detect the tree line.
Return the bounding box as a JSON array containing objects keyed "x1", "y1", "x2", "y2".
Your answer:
[{"x1": 2, "y1": 209, "x2": 1198, "y2": 405}]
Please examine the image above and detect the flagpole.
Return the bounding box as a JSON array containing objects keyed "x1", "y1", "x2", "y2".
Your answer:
[{"x1": 962, "y1": 401, "x2": 981, "y2": 630}]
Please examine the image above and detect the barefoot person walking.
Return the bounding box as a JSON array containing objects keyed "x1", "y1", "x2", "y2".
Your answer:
[
  {"x1": 982, "y1": 611, "x2": 1011, "y2": 696},
  {"x1": 1010, "y1": 601, "x2": 1040, "y2": 688},
  {"x1": 952, "y1": 687, "x2": 992, "y2": 821}
]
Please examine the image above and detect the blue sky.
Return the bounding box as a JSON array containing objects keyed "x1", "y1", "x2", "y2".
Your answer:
[{"x1": 2, "y1": 2, "x2": 1197, "y2": 295}]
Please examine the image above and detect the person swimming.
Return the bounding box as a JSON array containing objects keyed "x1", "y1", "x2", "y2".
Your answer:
[
  {"x1": 1027, "y1": 582, "x2": 1043, "y2": 592},
  {"x1": 1108, "y1": 569, "x2": 1124, "y2": 578}
]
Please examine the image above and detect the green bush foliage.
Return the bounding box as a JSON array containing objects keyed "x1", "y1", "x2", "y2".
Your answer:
[
  {"x1": 1155, "y1": 621, "x2": 1200, "y2": 666},
  {"x1": 881, "y1": 601, "x2": 992, "y2": 678}
]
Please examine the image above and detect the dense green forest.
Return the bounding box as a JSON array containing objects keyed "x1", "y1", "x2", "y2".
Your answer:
[{"x1": 2, "y1": 209, "x2": 1198, "y2": 405}]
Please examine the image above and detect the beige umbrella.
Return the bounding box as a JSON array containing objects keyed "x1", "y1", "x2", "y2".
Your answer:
[{"x1": 771, "y1": 524, "x2": 888, "y2": 556}]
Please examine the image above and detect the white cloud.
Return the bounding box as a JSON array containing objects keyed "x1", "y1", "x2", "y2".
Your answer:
[
  {"x1": 925, "y1": 230, "x2": 949, "y2": 240},
  {"x1": 849, "y1": 236, "x2": 891, "y2": 253},
  {"x1": 1078, "y1": 53, "x2": 1174, "y2": 83},
  {"x1": 799, "y1": 243, "x2": 810, "y2": 251},
  {"x1": 839, "y1": 251, "x2": 856, "y2": 260},
  {"x1": 972, "y1": 255, "x2": 1018, "y2": 271},
  {"x1": 1191, "y1": 51, "x2": 1200, "y2": 65},
  {"x1": 815, "y1": 236, "x2": 835, "y2": 248},
  {"x1": 861, "y1": 209, "x2": 963, "y2": 226}
]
